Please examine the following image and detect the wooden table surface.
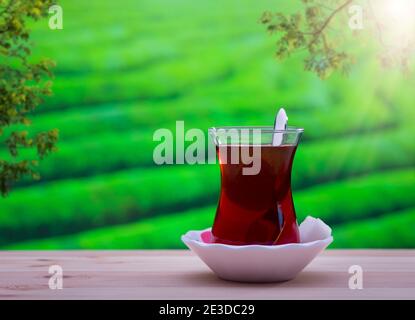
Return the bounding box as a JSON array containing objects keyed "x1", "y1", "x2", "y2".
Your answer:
[{"x1": 0, "y1": 250, "x2": 414, "y2": 300}]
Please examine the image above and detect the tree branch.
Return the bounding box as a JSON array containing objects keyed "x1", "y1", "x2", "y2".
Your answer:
[{"x1": 309, "y1": 0, "x2": 353, "y2": 46}]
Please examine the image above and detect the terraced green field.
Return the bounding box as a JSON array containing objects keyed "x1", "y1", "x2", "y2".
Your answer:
[{"x1": 1, "y1": 0, "x2": 414, "y2": 248}]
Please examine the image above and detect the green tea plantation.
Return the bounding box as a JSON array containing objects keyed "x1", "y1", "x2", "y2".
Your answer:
[{"x1": 1, "y1": 0, "x2": 414, "y2": 249}]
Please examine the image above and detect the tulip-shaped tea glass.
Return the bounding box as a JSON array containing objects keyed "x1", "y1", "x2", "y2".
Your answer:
[{"x1": 209, "y1": 126, "x2": 304, "y2": 245}]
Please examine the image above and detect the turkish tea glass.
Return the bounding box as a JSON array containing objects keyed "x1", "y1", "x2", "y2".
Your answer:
[{"x1": 208, "y1": 126, "x2": 303, "y2": 245}]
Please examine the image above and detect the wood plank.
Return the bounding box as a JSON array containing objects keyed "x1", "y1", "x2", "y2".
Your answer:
[{"x1": 0, "y1": 250, "x2": 414, "y2": 299}]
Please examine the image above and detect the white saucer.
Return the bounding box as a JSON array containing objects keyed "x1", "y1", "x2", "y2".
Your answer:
[{"x1": 181, "y1": 216, "x2": 333, "y2": 283}]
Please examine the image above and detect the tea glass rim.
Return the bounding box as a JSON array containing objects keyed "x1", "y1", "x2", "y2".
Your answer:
[{"x1": 209, "y1": 126, "x2": 304, "y2": 134}]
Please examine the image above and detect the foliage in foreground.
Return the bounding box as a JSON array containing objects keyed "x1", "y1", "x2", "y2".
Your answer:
[
  {"x1": 261, "y1": 0, "x2": 415, "y2": 78},
  {"x1": 0, "y1": 0, "x2": 58, "y2": 195}
]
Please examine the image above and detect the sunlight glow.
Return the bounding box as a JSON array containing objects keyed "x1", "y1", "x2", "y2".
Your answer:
[{"x1": 374, "y1": 0, "x2": 415, "y2": 46}]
